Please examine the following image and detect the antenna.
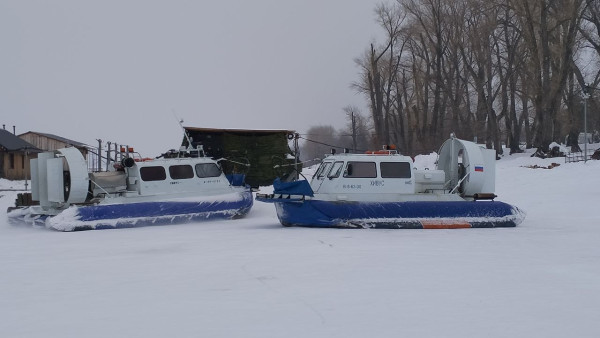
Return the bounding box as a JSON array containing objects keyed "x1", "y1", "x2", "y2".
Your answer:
[{"x1": 172, "y1": 109, "x2": 194, "y2": 150}]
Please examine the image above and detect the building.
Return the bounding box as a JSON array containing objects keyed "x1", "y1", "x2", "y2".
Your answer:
[
  {"x1": 19, "y1": 131, "x2": 90, "y2": 158},
  {"x1": 0, "y1": 129, "x2": 40, "y2": 180},
  {"x1": 183, "y1": 127, "x2": 299, "y2": 187}
]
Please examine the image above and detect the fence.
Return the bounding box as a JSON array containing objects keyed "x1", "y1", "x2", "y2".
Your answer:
[{"x1": 565, "y1": 149, "x2": 595, "y2": 163}]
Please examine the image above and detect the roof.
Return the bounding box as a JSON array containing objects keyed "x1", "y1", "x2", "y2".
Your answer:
[
  {"x1": 20, "y1": 131, "x2": 89, "y2": 148},
  {"x1": 0, "y1": 129, "x2": 40, "y2": 152},
  {"x1": 184, "y1": 126, "x2": 295, "y2": 135}
]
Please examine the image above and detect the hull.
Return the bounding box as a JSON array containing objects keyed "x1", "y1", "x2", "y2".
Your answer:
[
  {"x1": 258, "y1": 136, "x2": 526, "y2": 229},
  {"x1": 268, "y1": 199, "x2": 524, "y2": 229},
  {"x1": 10, "y1": 190, "x2": 253, "y2": 231}
]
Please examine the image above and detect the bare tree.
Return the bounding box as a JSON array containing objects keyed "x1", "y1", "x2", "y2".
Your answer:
[
  {"x1": 342, "y1": 105, "x2": 371, "y2": 152},
  {"x1": 353, "y1": 3, "x2": 405, "y2": 147},
  {"x1": 402, "y1": 0, "x2": 449, "y2": 149},
  {"x1": 300, "y1": 126, "x2": 339, "y2": 163},
  {"x1": 511, "y1": 0, "x2": 585, "y2": 152},
  {"x1": 578, "y1": 0, "x2": 600, "y2": 136},
  {"x1": 495, "y1": 3, "x2": 525, "y2": 154},
  {"x1": 352, "y1": 0, "x2": 597, "y2": 158}
]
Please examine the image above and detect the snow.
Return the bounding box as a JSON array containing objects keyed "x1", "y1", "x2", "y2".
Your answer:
[
  {"x1": 2, "y1": 149, "x2": 600, "y2": 337},
  {"x1": 413, "y1": 152, "x2": 438, "y2": 170},
  {"x1": 46, "y1": 206, "x2": 242, "y2": 232}
]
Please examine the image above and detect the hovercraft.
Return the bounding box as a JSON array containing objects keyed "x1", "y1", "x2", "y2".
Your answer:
[
  {"x1": 256, "y1": 135, "x2": 524, "y2": 229},
  {"x1": 8, "y1": 145, "x2": 253, "y2": 231}
]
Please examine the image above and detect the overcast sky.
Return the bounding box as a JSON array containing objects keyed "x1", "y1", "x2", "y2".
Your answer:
[{"x1": 1, "y1": 1, "x2": 383, "y2": 155}]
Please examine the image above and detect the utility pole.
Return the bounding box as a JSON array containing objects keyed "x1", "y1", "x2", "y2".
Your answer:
[
  {"x1": 583, "y1": 85, "x2": 589, "y2": 163},
  {"x1": 106, "y1": 141, "x2": 112, "y2": 171},
  {"x1": 581, "y1": 83, "x2": 599, "y2": 162},
  {"x1": 294, "y1": 133, "x2": 299, "y2": 180},
  {"x1": 351, "y1": 112, "x2": 357, "y2": 153},
  {"x1": 97, "y1": 139, "x2": 102, "y2": 172}
]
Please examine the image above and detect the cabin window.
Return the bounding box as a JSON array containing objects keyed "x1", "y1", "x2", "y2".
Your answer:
[
  {"x1": 169, "y1": 165, "x2": 194, "y2": 179},
  {"x1": 316, "y1": 162, "x2": 333, "y2": 179},
  {"x1": 380, "y1": 162, "x2": 412, "y2": 178},
  {"x1": 195, "y1": 163, "x2": 222, "y2": 178},
  {"x1": 317, "y1": 162, "x2": 333, "y2": 178},
  {"x1": 140, "y1": 166, "x2": 167, "y2": 181},
  {"x1": 327, "y1": 161, "x2": 344, "y2": 178},
  {"x1": 344, "y1": 162, "x2": 377, "y2": 178},
  {"x1": 9, "y1": 153, "x2": 15, "y2": 169}
]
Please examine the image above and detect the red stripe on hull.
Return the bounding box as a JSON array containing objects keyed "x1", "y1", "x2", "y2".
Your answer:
[{"x1": 420, "y1": 220, "x2": 472, "y2": 229}]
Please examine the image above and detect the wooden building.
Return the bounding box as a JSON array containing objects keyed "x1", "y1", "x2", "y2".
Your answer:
[
  {"x1": 183, "y1": 127, "x2": 299, "y2": 187},
  {"x1": 0, "y1": 129, "x2": 40, "y2": 180},
  {"x1": 19, "y1": 131, "x2": 90, "y2": 158}
]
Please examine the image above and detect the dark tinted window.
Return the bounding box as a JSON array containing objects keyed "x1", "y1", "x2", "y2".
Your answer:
[
  {"x1": 344, "y1": 162, "x2": 377, "y2": 178},
  {"x1": 169, "y1": 165, "x2": 194, "y2": 179},
  {"x1": 380, "y1": 162, "x2": 412, "y2": 178},
  {"x1": 140, "y1": 166, "x2": 167, "y2": 181},
  {"x1": 195, "y1": 163, "x2": 222, "y2": 178}
]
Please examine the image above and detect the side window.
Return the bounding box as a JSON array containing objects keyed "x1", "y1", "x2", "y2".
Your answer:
[
  {"x1": 196, "y1": 163, "x2": 222, "y2": 178},
  {"x1": 169, "y1": 165, "x2": 194, "y2": 179},
  {"x1": 316, "y1": 162, "x2": 333, "y2": 179},
  {"x1": 380, "y1": 162, "x2": 412, "y2": 178},
  {"x1": 344, "y1": 162, "x2": 377, "y2": 178},
  {"x1": 140, "y1": 166, "x2": 167, "y2": 181},
  {"x1": 327, "y1": 161, "x2": 344, "y2": 178}
]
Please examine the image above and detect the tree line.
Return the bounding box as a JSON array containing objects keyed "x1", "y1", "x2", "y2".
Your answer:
[
  {"x1": 300, "y1": 106, "x2": 372, "y2": 163},
  {"x1": 348, "y1": 0, "x2": 600, "y2": 157}
]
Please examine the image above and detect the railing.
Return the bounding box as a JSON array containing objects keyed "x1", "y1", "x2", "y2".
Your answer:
[{"x1": 565, "y1": 149, "x2": 595, "y2": 163}]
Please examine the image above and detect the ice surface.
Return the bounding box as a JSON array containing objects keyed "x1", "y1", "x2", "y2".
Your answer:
[{"x1": 1, "y1": 148, "x2": 600, "y2": 337}]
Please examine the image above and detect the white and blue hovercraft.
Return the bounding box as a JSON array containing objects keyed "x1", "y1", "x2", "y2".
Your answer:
[
  {"x1": 8, "y1": 145, "x2": 253, "y2": 231},
  {"x1": 256, "y1": 135, "x2": 524, "y2": 229}
]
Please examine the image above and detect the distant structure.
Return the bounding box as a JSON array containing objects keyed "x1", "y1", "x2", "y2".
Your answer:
[
  {"x1": 19, "y1": 131, "x2": 90, "y2": 158},
  {"x1": 0, "y1": 128, "x2": 40, "y2": 180},
  {"x1": 182, "y1": 127, "x2": 299, "y2": 187}
]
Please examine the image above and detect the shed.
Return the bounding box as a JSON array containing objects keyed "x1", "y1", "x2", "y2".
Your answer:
[
  {"x1": 19, "y1": 131, "x2": 90, "y2": 158},
  {"x1": 182, "y1": 127, "x2": 300, "y2": 188},
  {"x1": 0, "y1": 129, "x2": 41, "y2": 180}
]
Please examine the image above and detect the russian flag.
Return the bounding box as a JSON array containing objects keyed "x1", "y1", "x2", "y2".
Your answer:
[{"x1": 474, "y1": 166, "x2": 484, "y2": 172}]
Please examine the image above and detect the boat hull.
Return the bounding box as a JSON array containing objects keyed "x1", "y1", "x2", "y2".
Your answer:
[
  {"x1": 269, "y1": 199, "x2": 524, "y2": 229},
  {"x1": 10, "y1": 190, "x2": 254, "y2": 231}
]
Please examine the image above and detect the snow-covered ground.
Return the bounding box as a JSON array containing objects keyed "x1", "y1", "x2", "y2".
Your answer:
[{"x1": 1, "y1": 148, "x2": 599, "y2": 338}]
